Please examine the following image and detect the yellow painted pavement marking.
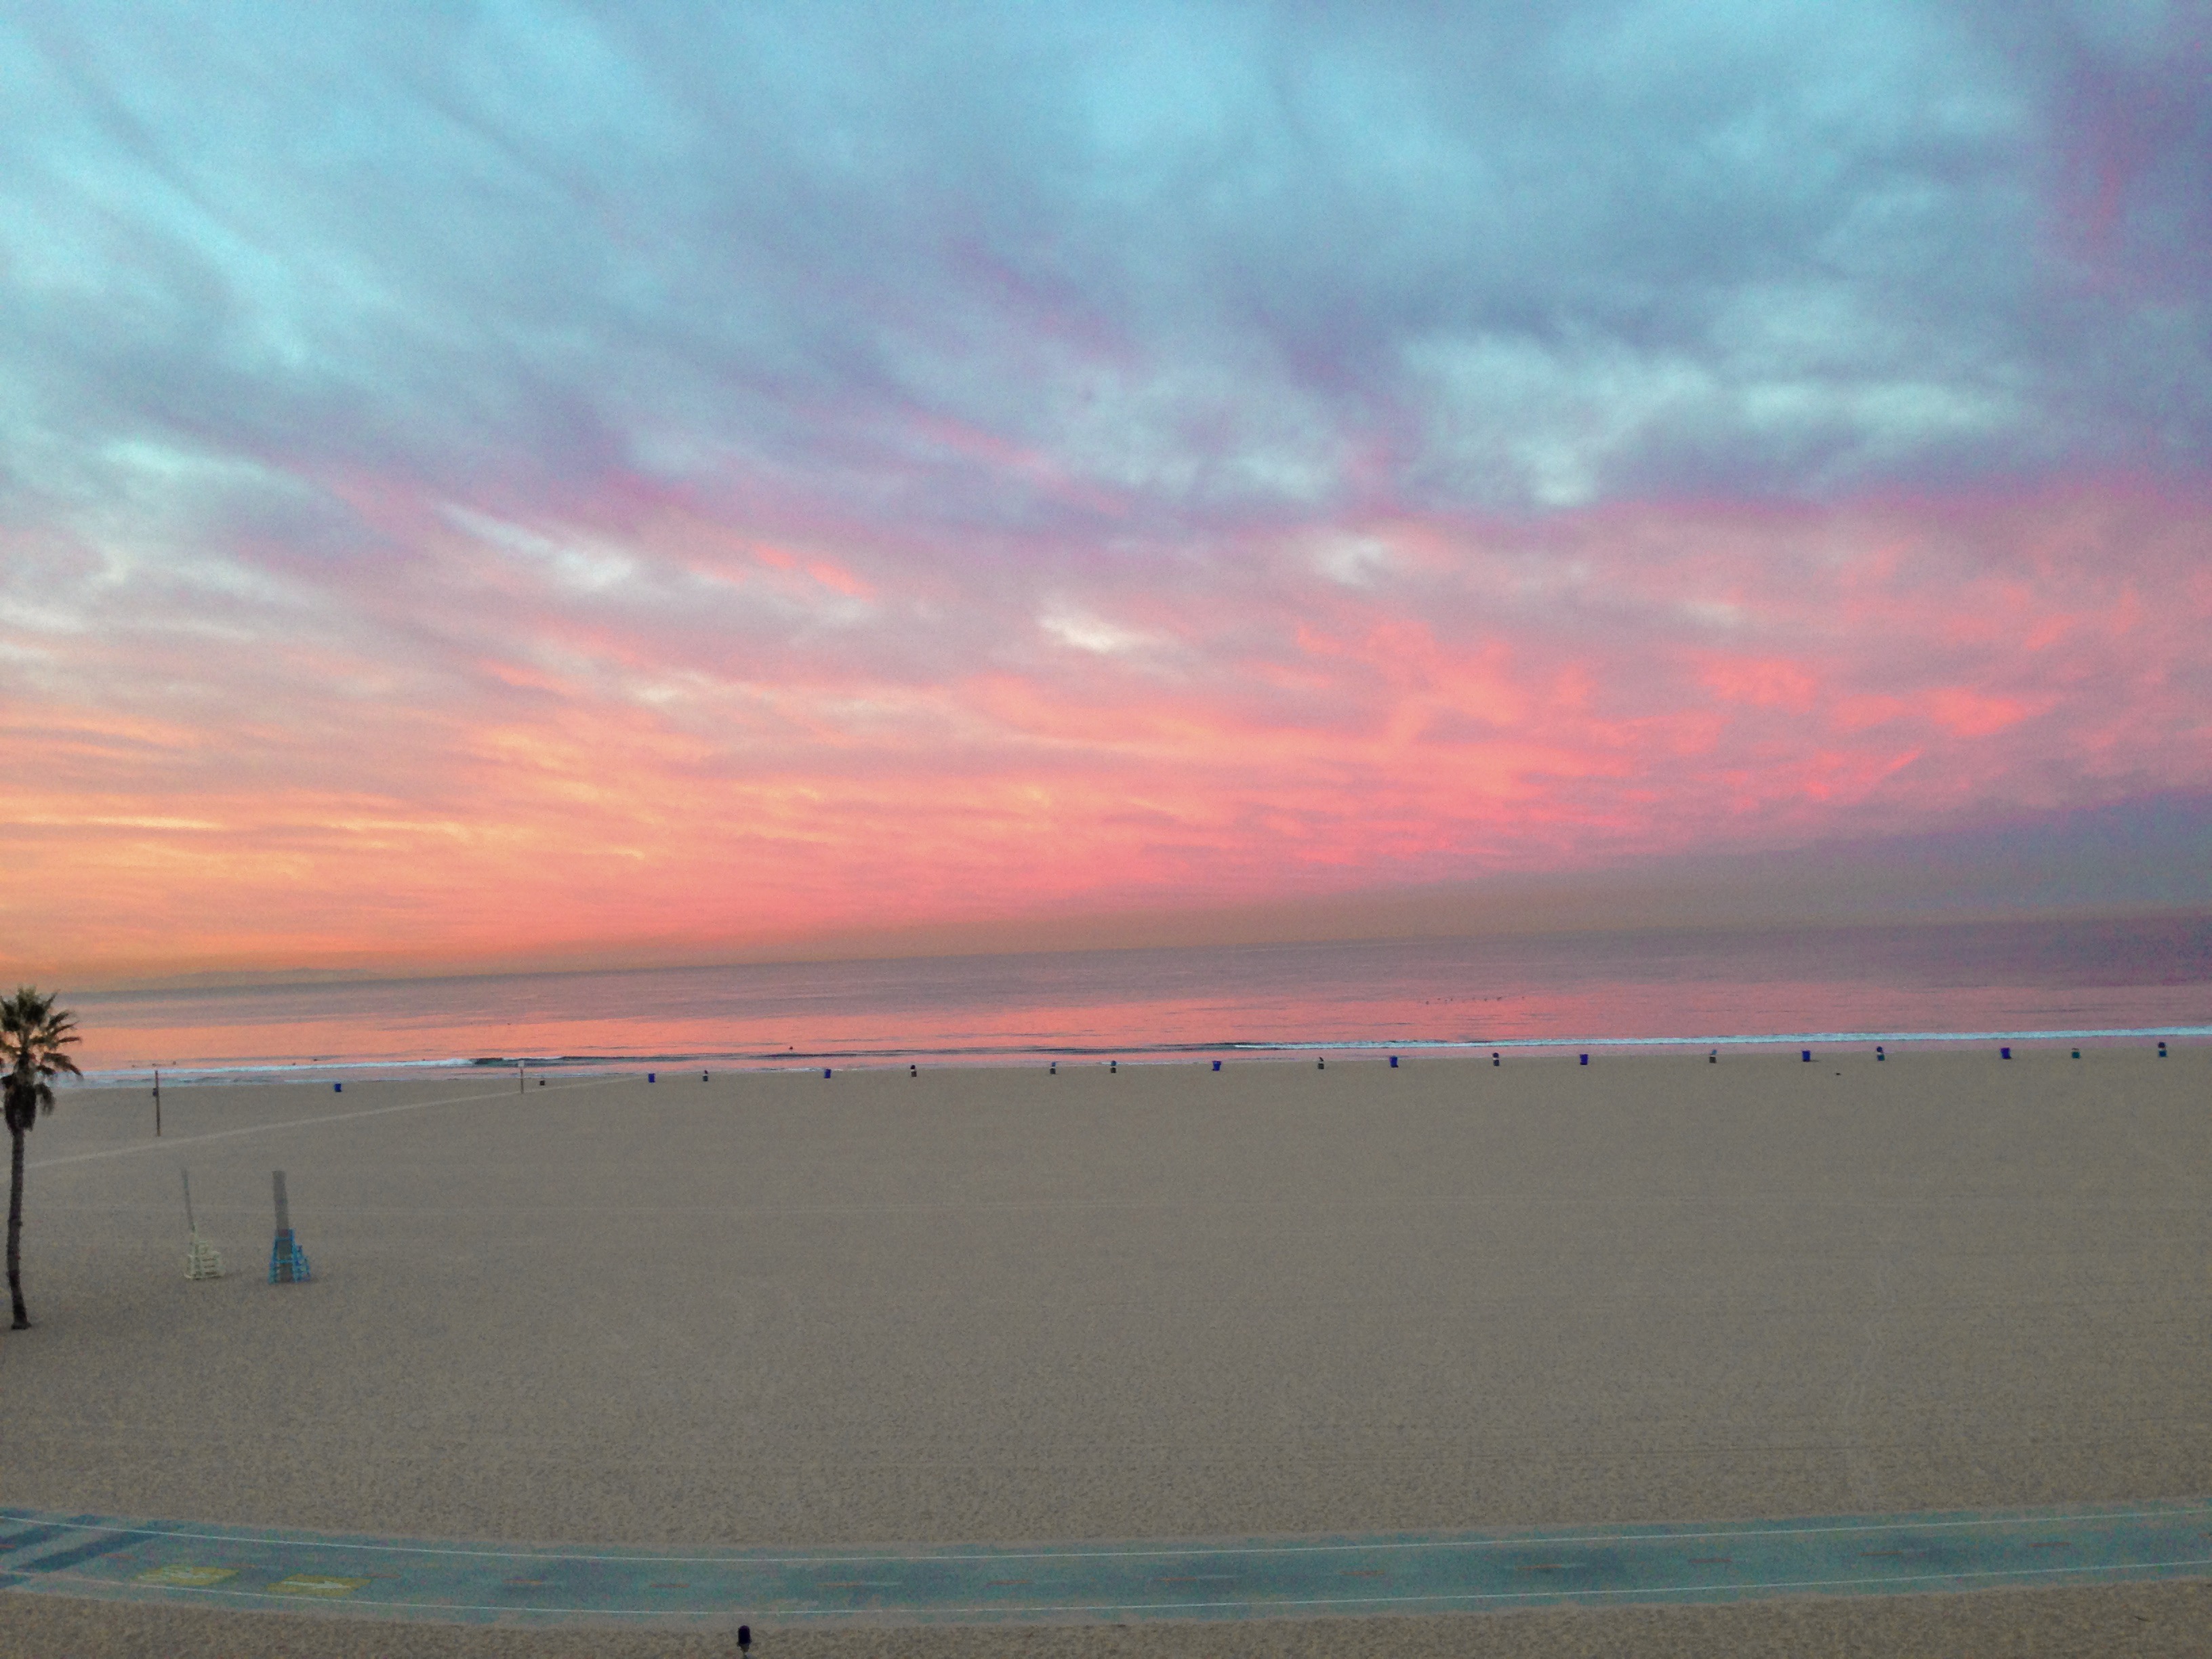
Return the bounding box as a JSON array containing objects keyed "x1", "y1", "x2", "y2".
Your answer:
[{"x1": 136, "y1": 1564, "x2": 238, "y2": 1587}]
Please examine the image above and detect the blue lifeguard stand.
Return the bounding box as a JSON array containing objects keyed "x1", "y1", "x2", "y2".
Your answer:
[{"x1": 268, "y1": 1170, "x2": 312, "y2": 1284}]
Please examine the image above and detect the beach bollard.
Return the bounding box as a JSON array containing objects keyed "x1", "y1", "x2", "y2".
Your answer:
[
  {"x1": 268, "y1": 1171, "x2": 311, "y2": 1285},
  {"x1": 1801, "y1": 1050, "x2": 1811, "y2": 1063},
  {"x1": 1389, "y1": 1055, "x2": 1398, "y2": 1068},
  {"x1": 2001, "y1": 1046, "x2": 2011, "y2": 1059},
  {"x1": 1211, "y1": 1059, "x2": 1221, "y2": 1071}
]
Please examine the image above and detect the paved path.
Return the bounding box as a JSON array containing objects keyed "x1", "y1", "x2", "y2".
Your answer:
[{"x1": 5, "y1": 1502, "x2": 2210, "y2": 1629}]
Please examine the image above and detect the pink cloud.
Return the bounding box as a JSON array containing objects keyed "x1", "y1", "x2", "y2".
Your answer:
[
  {"x1": 1698, "y1": 656, "x2": 1820, "y2": 712},
  {"x1": 5, "y1": 475, "x2": 2209, "y2": 982}
]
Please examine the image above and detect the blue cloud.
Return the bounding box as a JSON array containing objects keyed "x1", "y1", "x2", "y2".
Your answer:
[{"x1": 1, "y1": 0, "x2": 2205, "y2": 617}]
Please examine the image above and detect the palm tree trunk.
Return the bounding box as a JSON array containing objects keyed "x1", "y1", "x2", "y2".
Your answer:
[{"x1": 7, "y1": 1124, "x2": 26, "y2": 1329}]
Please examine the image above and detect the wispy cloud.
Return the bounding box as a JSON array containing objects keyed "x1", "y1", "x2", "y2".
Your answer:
[{"x1": 1, "y1": 1, "x2": 2207, "y2": 976}]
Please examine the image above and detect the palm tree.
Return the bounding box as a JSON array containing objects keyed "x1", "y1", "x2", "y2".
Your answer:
[{"x1": 4, "y1": 986, "x2": 81, "y2": 1330}]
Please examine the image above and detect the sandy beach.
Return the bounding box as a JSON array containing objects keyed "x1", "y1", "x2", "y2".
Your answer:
[{"x1": 2, "y1": 1048, "x2": 2205, "y2": 1654}]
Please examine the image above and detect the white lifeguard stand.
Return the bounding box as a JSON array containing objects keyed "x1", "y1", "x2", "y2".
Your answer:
[{"x1": 182, "y1": 1170, "x2": 225, "y2": 1280}]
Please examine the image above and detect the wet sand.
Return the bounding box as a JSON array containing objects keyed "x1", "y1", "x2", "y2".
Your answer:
[{"x1": 2, "y1": 1048, "x2": 2205, "y2": 1653}]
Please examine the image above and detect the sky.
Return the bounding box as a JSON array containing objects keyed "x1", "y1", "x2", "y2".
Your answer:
[{"x1": 3, "y1": 1, "x2": 2209, "y2": 983}]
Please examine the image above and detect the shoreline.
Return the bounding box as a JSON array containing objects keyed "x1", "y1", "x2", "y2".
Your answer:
[{"x1": 68, "y1": 1022, "x2": 2212, "y2": 1087}]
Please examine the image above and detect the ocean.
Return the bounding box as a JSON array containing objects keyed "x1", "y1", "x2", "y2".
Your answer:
[{"x1": 62, "y1": 911, "x2": 2212, "y2": 1082}]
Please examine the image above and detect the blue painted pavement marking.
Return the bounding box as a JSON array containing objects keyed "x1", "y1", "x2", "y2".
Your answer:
[
  {"x1": 8, "y1": 1528, "x2": 146, "y2": 1576},
  {"x1": 3, "y1": 1501, "x2": 2209, "y2": 1628},
  {"x1": 0, "y1": 1521, "x2": 83, "y2": 1561}
]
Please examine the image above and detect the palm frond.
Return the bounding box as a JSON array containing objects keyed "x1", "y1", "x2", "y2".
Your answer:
[{"x1": 1, "y1": 986, "x2": 83, "y2": 1111}]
